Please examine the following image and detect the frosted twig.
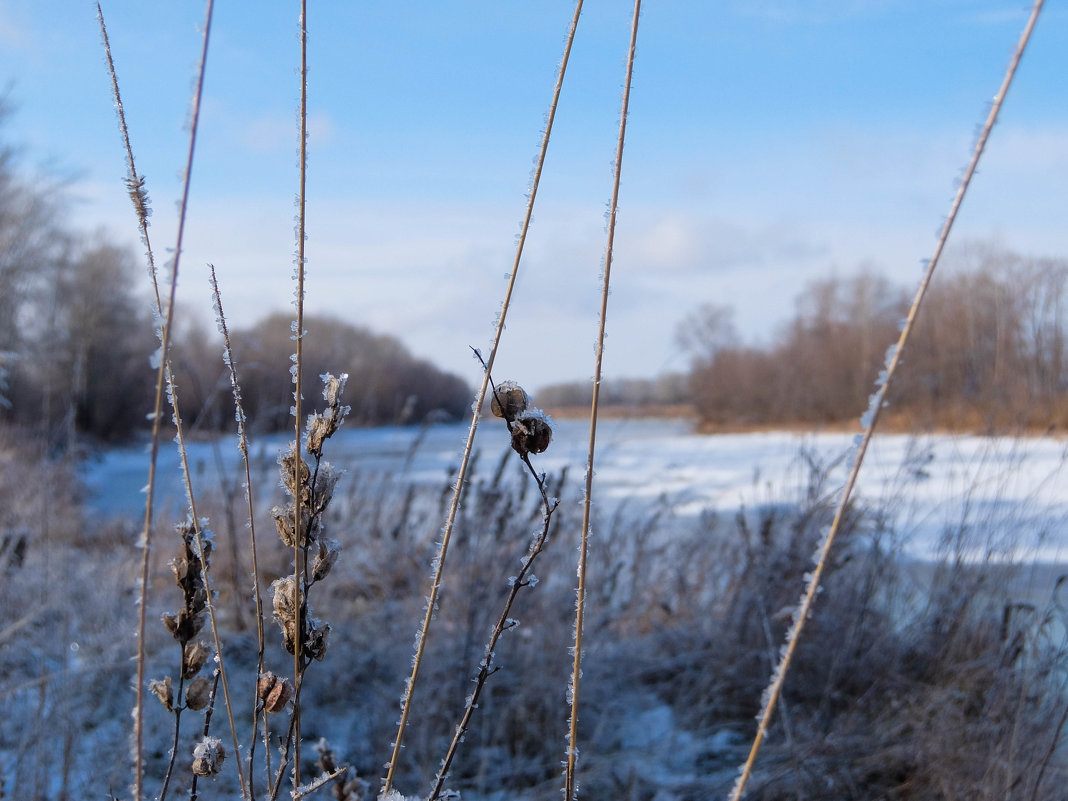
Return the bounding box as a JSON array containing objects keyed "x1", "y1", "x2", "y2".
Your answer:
[
  {"x1": 427, "y1": 365, "x2": 560, "y2": 801},
  {"x1": 729, "y1": 3, "x2": 1046, "y2": 799}
]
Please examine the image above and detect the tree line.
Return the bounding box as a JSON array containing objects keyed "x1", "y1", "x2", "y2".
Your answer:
[
  {"x1": 0, "y1": 119, "x2": 470, "y2": 448},
  {"x1": 678, "y1": 246, "x2": 1068, "y2": 431}
]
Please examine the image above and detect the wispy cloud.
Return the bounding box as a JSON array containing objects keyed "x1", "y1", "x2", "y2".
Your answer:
[{"x1": 0, "y1": 7, "x2": 28, "y2": 51}]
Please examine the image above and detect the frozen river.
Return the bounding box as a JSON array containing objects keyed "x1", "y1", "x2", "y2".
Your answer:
[{"x1": 81, "y1": 416, "x2": 1068, "y2": 561}]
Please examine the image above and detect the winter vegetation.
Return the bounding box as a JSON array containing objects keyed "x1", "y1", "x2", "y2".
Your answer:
[{"x1": 1, "y1": 3, "x2": 1067, "y2": 801}]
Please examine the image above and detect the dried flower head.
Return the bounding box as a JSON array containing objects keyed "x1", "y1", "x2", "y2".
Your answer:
[
  {"x1": 182, "y1": 641, "x2": 210, "y2": 680},
  {"x1": 271, "y1": 577, "x2": 302, "y2": 655},
  {"x1": 312, "y1": 537, "x2": 341, "y2": 583},
  {"x1": 184, "y1": 676, "x2": 212, "y2": 711},
  {"x1": 303, "y1": 616, "x2": 331, "y2": 662},
  {"x1": 256, "y1": 671, "x2": 293, "y2": 714},
  {"x1": 148, "y1": 676, "x2": 173, "y2": 712},
  {"x1": 191, "y1": 736, "x2": 225, "y2": 777},
  {"x1": 279, "y1": 445, "x2": 312, "y2": 502},
  {"x1": 272, "y1": 504, "x2": 311, "y2": 548},
  {"x1": 491, "y1": 381, "x2": 529, "y2": 421}
]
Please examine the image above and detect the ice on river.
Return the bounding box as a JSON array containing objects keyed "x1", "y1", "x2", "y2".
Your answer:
[{"x1": 81, "y1": 417, "x2": 1068, "y2": 561}]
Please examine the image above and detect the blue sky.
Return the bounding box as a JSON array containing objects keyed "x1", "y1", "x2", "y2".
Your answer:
[{"x1": 1, "y1": 2, "x2": 1065, "y2": 392}]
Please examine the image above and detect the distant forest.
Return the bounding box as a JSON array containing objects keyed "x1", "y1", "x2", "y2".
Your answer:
[
  {"x1": 0, "y1": 121, "x2": 471, "y2": 448},
  {"x1": 543, "y1": 246, "x2": 1068, "y2": 433}
]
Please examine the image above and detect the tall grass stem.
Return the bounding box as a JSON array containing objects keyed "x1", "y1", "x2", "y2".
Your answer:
[
  {"x1": 566, "y1": 1, "x2": 640, "y2": 797},
  {"x1": 380, "y1": 3, "x2": 585, "y2": 793}
]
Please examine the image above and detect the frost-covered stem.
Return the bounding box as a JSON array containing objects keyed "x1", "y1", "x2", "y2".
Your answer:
[
  {"x1": 428, "y1": 388, "x2": 559, "y2": 801},
  {"x1": 97, "y1": 6, "x2": 158, "y2": 793},
  {"x1": 292, "y1": 767, "x2": 348, "y2": 800},
  {"x1": 96, "y1": 3, "x2": 160, "y2": 309},
  {"x1": 210, "y1": 266, "x2": 268, "y2": 793},
  {"x1": 381, "y1": 3, "x2": 584, "y2": 794},
  {"x1": 566, "y1": 2, "x2": 640, "y2": 799},
  {"x1": 270, "y1": 714, "x2": 299, "y2": 801},
  {"x1": 291, "y1": 0, "x2": 310, "y2": 787},
  {"x1": 728, "y1": 4, "x2": 1044, "y2": 799}
]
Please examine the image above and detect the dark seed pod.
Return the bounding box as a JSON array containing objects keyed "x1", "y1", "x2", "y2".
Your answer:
[
  {"x1": 185, "y1": 676, "x2": 212, "y2": 711},
  {"x1": 491, "y1": 381, "x2": 529, "y2": 420},
  {"x1": 510, "y1": 412, "x2": 553, "y2": 456}
]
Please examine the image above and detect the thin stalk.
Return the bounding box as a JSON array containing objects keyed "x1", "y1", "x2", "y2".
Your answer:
[
  {"x1": 210, "y1": 265, "x2": 267, "y2": 795},
  {"x1": 291, "y1": 0, "x2": 310, "y2": 788},
  {"x1": 96, "y1": 8, "x2": 158, "y2": 797},
  {"x1": 728, "y1": 3, "x2": 1045, "y2": 799},
  {"x1": 565, "y1": 3, "x2": 640, "y2": 798},
  {"x1": 381, "y1": 1, "x2": 584, "y2": 793},
  {"x1": 157, "y1": 669, "x2": 187, "y2": 801}
]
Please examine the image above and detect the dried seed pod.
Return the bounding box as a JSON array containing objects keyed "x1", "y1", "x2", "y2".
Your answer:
[
  {"x1": 272, "y1": 505, "x2": 311, "y2": 548},
  {"x1": 312, "y1": 537, "x2": 341, "y2": 582},
  {"x1": 271, "y1": 577, "x2": 302, "y2": 655},
  {"x1": 510, "y1": 410, "x2": 553, "y2": 456},
  {"x1": 279, "y1": 447, "x2": 311, "y2": 501},
  {"x1": 491, "y1": 381, "x2": 529, "y2": 420},
  {"x1": 322, "y1": 372, "x2": 349, "y2": 409},
  {"x1": 257, "y1": 671, "x2": 293, "y2": 714},
  {"x1": 185, "y1": 676, "x2": 212, "y2": 711},
  {"x1": 303, "y1": 617, "x2": 331, "y2": 662},
  {"x1": 306, "y1": 412, "x2": 331, "y2": 456},
  {"x1": 191, "y1": 736, "x2": 225, "y2": 777},
  {"x1": 182, "y1": 641, "x2": 210, "y2": 679},
  {"x1": 149, "y1": 677, "x2": 173, "y2": 712}
]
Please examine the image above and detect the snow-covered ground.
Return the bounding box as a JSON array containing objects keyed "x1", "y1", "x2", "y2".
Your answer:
[{"x1": 81, "y1": 417, "x2": 1068, "y2": 561}]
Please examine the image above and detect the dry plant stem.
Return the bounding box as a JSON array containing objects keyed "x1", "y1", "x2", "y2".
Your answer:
[
  {"x1": 566, "y1": 2, "x2": 640, "y2": 799},
  {"x1": 728, "y1": 4, "x2": 1045, "y2": 799},
  {"x1": 381, "y1": 2, "x2": 584, "y2": 793},
  {"x1": 427, "y1": 378, "x2": 560, "y2": 801},
  {"x1": 291, "y1": 0, "x2": 310, "y2": 788},
  {"x1": 210, "y1": 266, "x2": 268, "y2": 795},
  {"x1": 97, "y1": 3, "x2": 245, "y2": 797},
  {"x1": 96, "y1": 9, "x2": 158, "y2": 798}
]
